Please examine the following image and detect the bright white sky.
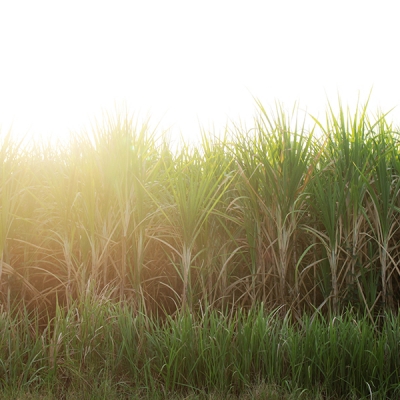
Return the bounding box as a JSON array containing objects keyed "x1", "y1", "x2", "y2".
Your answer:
[{"x1": 0, "y1": 0, "x2": 399, "y2": 145}]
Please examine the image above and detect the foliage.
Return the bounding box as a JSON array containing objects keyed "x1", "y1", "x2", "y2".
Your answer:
[{"x1": 1, "y1": 97, "x2": 400, "y2": 397}]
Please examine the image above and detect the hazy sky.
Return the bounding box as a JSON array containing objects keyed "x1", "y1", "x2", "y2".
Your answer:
[{"x1": 0, "y1": 0, "x2": 399, "y2": 144}]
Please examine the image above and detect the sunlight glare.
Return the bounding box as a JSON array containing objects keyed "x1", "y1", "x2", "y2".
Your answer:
[{"x1": 0, "y1": 0, "x2": 399, "y2": 146}]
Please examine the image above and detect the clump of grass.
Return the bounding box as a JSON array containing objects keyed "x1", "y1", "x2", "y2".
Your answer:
[{"x1": 1, "y1": 300, "x2": 400, "y2": 399}]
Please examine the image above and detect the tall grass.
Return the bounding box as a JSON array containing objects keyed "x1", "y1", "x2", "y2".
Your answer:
[
  {"x1": 2, "y1": 97, "x2": 400, "y2": 397},
  {"x1": 1, "y1": 98, "x2": 400, "y2": 316},
  {"x1": 233, "y1": 101, "x2": 314, "y2": 310}
]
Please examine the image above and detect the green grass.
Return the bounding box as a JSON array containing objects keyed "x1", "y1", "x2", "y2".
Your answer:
[
  {"x1": 3, "y1": 95, "x2": 400, "y2": 314},
  {"x1": 1, "y1": 95, "x2": 400, "y2": 397},
  {"x1": 0, "y1": 300, "x2": 399, "y2": 399}
]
